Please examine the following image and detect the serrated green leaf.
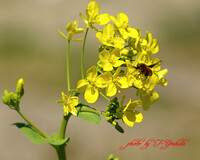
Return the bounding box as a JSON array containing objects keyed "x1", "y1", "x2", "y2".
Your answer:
[
  {"x1": 12, "y1": 123, "x2": 69, "y2": 146},
  {"x1": 77, "y1": 103, "x2": 101, "y2": 124}
]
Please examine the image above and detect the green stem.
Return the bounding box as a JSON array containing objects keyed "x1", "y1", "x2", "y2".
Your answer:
[
  {"x1": 55, "y1": 146, "x2": 66, "y2": 160},
  {"x1": 56, "y1": 114, "x2": 71, "y2": 160},
  {"x1": 58, "y1": 114, "x2": 71, "y2": 139},
  {"x1": 67, "y1": 40, "x2": 71, "y2": 91},
  {"x1": 81, "y1": 28, "x2": 89, "y2": 79},
  {"x1": 100, "y1": 92, "x2": 111, "y2": 102},
  {"x1": 16, "y1": 110, "x2": 50, "y2": 139}
]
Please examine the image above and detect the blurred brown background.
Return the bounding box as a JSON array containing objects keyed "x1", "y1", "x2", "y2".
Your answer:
[{"x1": 0, "y1": 0, "x2": 200, "y2": 159}]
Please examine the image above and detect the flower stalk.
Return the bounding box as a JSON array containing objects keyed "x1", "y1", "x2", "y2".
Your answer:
[{"x1": 81, "y1": 28, "x2": 89, "y2": 79}]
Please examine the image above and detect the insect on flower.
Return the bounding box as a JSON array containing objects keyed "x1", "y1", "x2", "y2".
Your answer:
[{"x1": 135, "y1": 61, "x2": 161, "y2": 77}]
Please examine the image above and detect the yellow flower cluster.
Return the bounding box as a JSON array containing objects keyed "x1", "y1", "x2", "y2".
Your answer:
[
  {"x1": 57, "y1": 1, "x2": 168, "y2": 128},
  {"x1": 75, "y1": 1, "x2": 168, "y2": 127}
]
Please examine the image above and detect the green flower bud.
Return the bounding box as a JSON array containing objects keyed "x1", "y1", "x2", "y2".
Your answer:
[
  {"x1": 115, "y1": 124, "x2": 124, "y2": 133},
  {"x1": 106, "y1": 111, "x2": 110, "y2": 117},
  {"x1": 107, "y1": 154, "x2": 114, "y2": 160},
  {"x1": 106, "y1": 106, "x2": 110, "y2": 111},
  {"x1": 16, "y1": 78, "x2": 24, "y2": 98},
  {"x1": 112, "y1": 121, "x2": 117, "y2": 126},
  {"x1": 106, "y1": 116, "x2": 112, "y2": 122},
  {"x1": 9, "y1": 92, "x2": 18, "y2": 108},
  {"x1": 2, "y1": 90, "x2": 18, "y2": 110},
  {"x1": 2, "y1": 90, "x2": 11, "y2": 105}
]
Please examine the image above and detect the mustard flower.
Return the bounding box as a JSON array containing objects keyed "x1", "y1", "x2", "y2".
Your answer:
[
  {"x1": 137, "y1": 89, "x2": 159, "y2": 111},
  {"x1": 110, "y1": 13, "x2": 139, "y2": 39},
  {"x1": 98, "y1": 48, "x2": 125, "y2": 71},
  {"x1": 81, "y1": 1, "x2": 110, "y2": 29},
  {"x1": 57, "y1": 91, "x2": 78, "y2": 116},
  {"x1": 128, "y1": 28, "x2": 147, "y2": 53},
  {"x1": 144, "y1": 31, "x2": 159, "y2": 54},
  {"x1": 126, "y1": 52, "x2": 167, "y2": 91},
  {"x1": 76, "y1": 66, "x2": 103, "y2": 103},
  {"x1": 122, "y1": 99, "x2": 143, "y2": 127},
  {"x1": 96, "y1": 67, "x2": 129, "y2": 97},
  {"x1": 58, "y1": 21, "x2": 85, "y2": 41},
  {"x1": 96, "y1": 24, "x2": 125, "y2": 49}
]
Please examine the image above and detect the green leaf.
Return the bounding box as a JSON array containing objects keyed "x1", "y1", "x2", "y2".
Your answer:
[
  {"x1": 12, "y1": 123, "x2": 48, "y2": 144},
  {"x1": 49, "y1": 133, "x2": 70, "y2": 146},
  {"x1": 77, "y1": 103, "x2": 101, "y2": 124},
  {"x1": 12, "y1": 123, "x2": 69, "y2": 146}
]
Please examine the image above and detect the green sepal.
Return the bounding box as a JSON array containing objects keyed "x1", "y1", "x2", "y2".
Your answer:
[
  {"x1": 12, "y1": 123, "x2": 69, "y2": 146},
  {"x1": 76, "y1": 103, "x2": 101, "y2": 124},
  {"x1": 79, "y1": 13, "x2": 88, "y2": 25}
]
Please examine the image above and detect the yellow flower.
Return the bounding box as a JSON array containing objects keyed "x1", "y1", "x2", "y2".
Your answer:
[
  {"x1": 96, "y1": 67, "x2": 129, "y2": 97},
  {"x1": 81, "y1": 1, "x2": 110, "y2": 29},
  {"x1": 58, "y1": 21, "x2": 85, "y2": 41},
  {"x1": 128, "y1": 28, "x2": 147, "y2": 53},
  {"x1": 57, "y1": 91, "x2": 79, "y2": 116},
  {"x1": 96, "y1": 24, "x2": 125, "y2": 49},
  {"x1": 144, "y1": 31, "x2": 159, "y2": 54},
  {"x1": 76, "y1": 66, "x2": 103, "y2": 103},
  {"x1": 126, "y1": 52, "x2": 167, "y2": 92},
  {"x1": 110, "y1": 13, "x2": 139, "y2": 39},
  {"x1": 137, "y1": 89, "x2": 159, "y2": 111},
  {"x1": 122, "y1": 99, "x2": 143, "y2": 127},
  {"x1": 98, "y1": 48, "x2": 125, "y2": 71}
]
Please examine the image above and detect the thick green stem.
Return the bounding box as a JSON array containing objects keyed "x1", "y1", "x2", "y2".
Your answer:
[
  {"x1": 81, "y1": 28, "x2": 89, "y2": 79},
  {"x1": 67, "y1": 40, "x2": 71, "y2": 91},
  {"x1": 17, "y1": 110, "x2": 50, "y2": 139},
  {"x1": 58, "y1": 114, "x2": 71, "y2": 139},
  {"x1": 56, "y1": 114, "x2": 71, "y2": 160},
  {"x1": 55, "y1": 146, "x2": 66, "y2": 160}
]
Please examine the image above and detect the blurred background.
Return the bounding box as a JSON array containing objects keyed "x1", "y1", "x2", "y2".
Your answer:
[{"x1": 0, "y1": 0, "x2": 200, "y2": 159}]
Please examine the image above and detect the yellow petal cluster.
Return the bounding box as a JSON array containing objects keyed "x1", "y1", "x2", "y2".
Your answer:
[
  {"x1": 57, "y1": 91, "x2": 79, "y2": 116},
  {"x1": 74, "y1": 1, "x2": 168, "y2": 128},
  {"x1": 122, "y1": 99, "x2": 143, "y2": 127}
]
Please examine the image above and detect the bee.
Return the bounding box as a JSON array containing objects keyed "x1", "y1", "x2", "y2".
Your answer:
[{"x1": 135, "y1": 61, "x2": 161, "y2": 77}]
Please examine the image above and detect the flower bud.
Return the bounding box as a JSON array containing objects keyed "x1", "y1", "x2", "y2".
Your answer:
[
  {"x1": 2, "y1": 90, "x2": 11, "y2": 105},
  {"x1": 106, "y1": 111, "x2": 110, "y2": 117},
  {"x1": 16, "y1": 78, "x2": 24, "y2": 98},
  {"x1": 115, "y1": 124, "x2": 124, "y2": 133},
  {"x1": 112, "y1": 121, "x2": 117, "y2": 126}
]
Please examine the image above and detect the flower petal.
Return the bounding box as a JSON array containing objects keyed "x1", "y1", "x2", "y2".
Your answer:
[
  {"x1": 86, "y1": 66, "x2": 97, "y2": 82},
  {"x1": 95, "y1": 13, "x2": 110, "y2": 25},
  {"x1": 76, "y1": 79, "x2": 89, "y2": 93},
  {"x1": 103, "y1": 24, "x2": 114, "y2": 39},
  {"x1": 84, "y1": 85, "x2": 99, "y2": 103},
  {"x1": 117, "y1": 76, "x2": 129, "y2": 88},
  {"x1": 106, "y1": 82, "x2": 117, "y2": 97},
  {"x1": 134, "y1": 111, "x2": 143, "y2": 123},
  {"x1": 122, "y1": 111, "x2": 135, "y2": 127},
  {"x1": 86, "y1": 1, "x2": 99, "y2": 20},
  {"x1": 117, "y1": 13, "x2": 129, "y2": 26},
  {"x1": 96, "y1": 72, "x2": 112, "y2": 88},
  {"x1": 103, "y1": 62, "x2": 113, "y2": 71},
  {"x1": 99, "y1": 50, "x2": 110, "y2": 61}
]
